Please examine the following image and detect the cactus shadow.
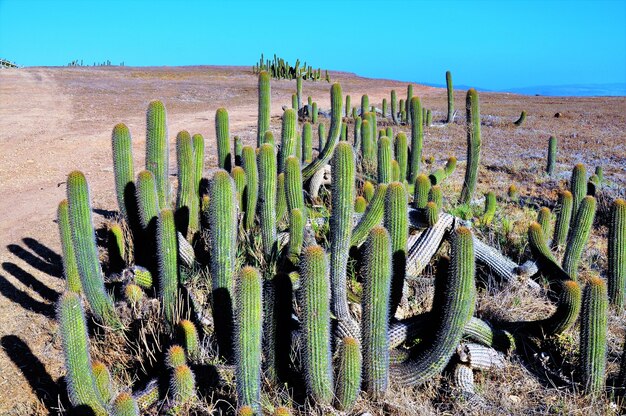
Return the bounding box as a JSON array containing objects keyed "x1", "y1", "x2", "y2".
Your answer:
[
  {"x1": 7, "y1": 242, "x2": 62, "y2": 278},
  {"x1": 92, "y1": 207, "x2": 118, "y2": 220},
  {"x1": 2, "y1": 262, "x2": 60, "y2": 303},
  {"x1": 211, "y1": 288, "x2": 234, "y2": 362},
  {"x1": 1, "y1": 335, "x2": 70, "y2": 412},
  {"x1": 0, "y1": 273, "x2": 55, "y2": 318},
  {"x1": 22, "y1": 237, "x2": 63, "y2": 275}
]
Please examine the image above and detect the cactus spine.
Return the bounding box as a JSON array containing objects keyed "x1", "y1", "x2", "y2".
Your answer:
[
  {"x1": 552, "y1": 190, "x2": 573, "y2": 249},
  {"x1": 157, "y1": 209, "x2": 179, "y2": 327},
  {"x1": 299, "y1": 246, "x2": 333, "y2": 405},
  {"x1": 334, "y1": 337, "x2": 362, "y2": 411},
  {"x1": 216, "y1": 108, "x2": 232, "y2": 172},
  {"x1": 394, "y1": 132, "x2": 408, "y2": 182},
  {"x1": 58, "y1": 200, "x2": 82, "y2": 293},
  {"x1": 175, "y1": 131, "x2": 198, "y2": 238},
  {"x1": 446, "y1": 71, "x2": 454, "y2": 123},
  {"x1": 459, "y1": 88, "x2": 481, "y2": 204},
  {"x1": 562, "y1": 196, "x2": 596, "y2": 280},
  {"x1": 580, "y1": 277, "x2": 608, "y2": 395},
  {"x1": 235, "y1": 267, "x2": 263, "y2": 414},
  {"x1": 408, "y1": 96, "x2": 423, "y2": 184},
  {"x1": 146, "y1": 100, "x2": 169, "y2": 209},
  {"x1": 385, "y1": 183, "x2": 408, "y2": 319},
  {"x1": 377, "y1": 136, "x2": 392, "y2": 184},
  {"x1": 242, "y1": 146, "x2": 259, "y2": 230},
  {"x1": 609, "y1": 199, "x2": 626, "y2": 308},
  {"x1": 361, "y1": 226, "x2": 392, "y2": 398},
  {"x1": 547, "y1": 136, "x2": 557, "y2": 176},
  {"x1": 257, "y1": 71, "x2": 271, "y2": 147},
  {"x1": 67, "y1": 171, "x2": 118, "y2": 327},
  {"x1": 112, "y1": 123, "x2": 134, "y2": 221},
  {"x1": 258, "y1": 144, "x2": 277, "y2": 257}
]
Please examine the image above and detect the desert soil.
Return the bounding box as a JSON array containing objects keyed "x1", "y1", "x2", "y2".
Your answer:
[{"x1": 0, "y1": 66, "x2": 624, "y2": 414}]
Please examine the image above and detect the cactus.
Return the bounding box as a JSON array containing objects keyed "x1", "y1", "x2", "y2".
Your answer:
[
  {"x1": 547, "y1": 136, "x2": 557, "y2": 176},
  {"x1": 192, "y1": 132, "x2": 204, "y2": 190},
  {"x1": 507, "y1": 184, "x2": 519, "y2": 202},
  {"x1": 354, "y1": 116, "x2": 362, "y2": 150},
  {"x1": 312, "y1": 102, "x2": 318, "y2": 124},
  {"x1": 216, "y1": 108, "x2": 232, "y2": 172},
  {"x1": 482, "y1": 191, "x2": 497, "y2": 225},
  {"x1": 428, "y1": 168, "x2": 446, "y2": 186},
  {"x1": 279, "y1": 109, "x2": 298, "y2": 173},
  {"x1": 234, "y1": 136, "x2": 243, "y2": 166},
  {"x1": 341, "y1": 122, "x2": 347, "y2": 141},
  {"x1": 382, "y1": 98, "x2": 388, "y2": 118},
  {"x1": 570, "y1": 163, "x2": 587, "y2": 221},
  {"x1": 112, "y1": 393, "x2": 139, "y2": 416},
  {"x1": 257, "y1": 71, "x2": 271, "y2": 147},
  {"x1": 208, "y1": 170, "x2": 237, "y2": 359},
  {"x1": 426, "y1": 109, "x2": 432, "y2": 127},
  {"x1": 361, "y1": 226, "x2": 392, "y2": 398},
  {"x1": 551, "y1": 190, "x2": 573, "y2": 250},
  {"x1": 408, "y1": 96, "x2": 423, "y2": 184},
  {"x1": 302, "y1": 122, "x2": 313, "y2": 163},
  {"x1": 594, "y1": 166, "x2": 604, "y2": 183},
  {"x1": 580, "y1": 277, "x2": 608, "y2": 395},
  {"x1": 429, "y1": 185, "x2": 443, "y2": 211},
  {"x1": 361, "y1": 95, "x2": 369, "y2": 118},
  {"x1": 157, "y1": 209, "x2": 179, "y2": 327},
  {"x1": 133, "y1": 266, "x2": 153, "y2": 289},
  {"x1": 413, "y1": 174, "x2": 431, "y2": 209},
  {"x1": 175, "y1": 131, "x2": 198, "y2": 238},
  {"x1": 385, "y1": 183, "x2": 408, "y2": 318},
  {"x1": 242, "y1": 146, "x2": 259, "y2": 230},
  {"x1": 444, "y1": 156, "x2": 457, "y2": 177},
  {"x1": 288, "y1": 208, "x2": 305, "y2": 262},
  {"x1": 363, "y1": 181, "x2": 375, "y2": 202},
  {"x1": 563, "y1": 196, "x2": 596, "y2": 280},
  {"x1": 406, "y1": 84, "x2": 413, "y2": 124},
  {"x1": 329, "y1": 142, "x2": 358, "y2": 339},
  {"x1": 299, "y1": 246, "x2": 333, "y2": 405},
  {"x1": 377, "y1": 136, "x2": 392, "y2": 184},
  {"x1": 146, "y1": 100, "x2": 169, "y2": 209},
  {"x1": 235, "y1": 267, "x2": 263, "y2": 414},
  {"x1": 514, "y1": 111, "x2": 526, "y2": 126},
  {"x1": 334, "y1": 337, "x2": 362, "y2": 411},
  {"x1": 232, "y1": 166, "x2": 247, "y2": 210},
  {"x1": 609, "y1": 199, "x2": 626, "y2": 307},
  {"x1": 351, "y1": 183, "x2": 388, "y2": 247},
  {"x1": 92, "y1": 361, "x2": 114, "y2": 404},
  {"x1": 391, "y1": 161, "x2": 401, "y2": 182},
  {"x1": 399, "y1": 99, "x2": 405, "y2": 122},
  {"x1": 276, "y1": 173, "x2": 287, "y2": 222},
  {"x1": 285, "y1": 156, "x2": 306, "y2": 219},
  {"x1": 273, "y1": 407, "x2": 291, "y2": 416},
  {"x1": 296, "y1": 75, "x2": 302, "y2": 110},
  {"x1": 459, "y1": 88, "x2": 481, "y2": 204},
  {"x1": 537, "y1": 207, "x2": 552, "y2": 238},
  {"x1": 124, "y1": 283, "x2": 143, "y2": 306},
  {"x1": 446, "y1": 71, "x2": 454, "y2": 123},
  {"x1": 391, "y1": 90, "x2": 398, "y2": 123},
  {"x1": 291, "y1": 94, "x2": 297, "y2": 111},
  {"x1": 345, "y1": 94, "x2": 351, "y2": 117},
  {"x1": 528, "y1": 222, "x2": 571, "y2": 282},
  {"x1": 171, "y1": 364, "x2": 196, "y2": 405},
  {"x1": 178, "y1": 319, "x2": 200, "y2": 361},
  {"x1": 391, "y1": 227, "x2": 476, "y2": 385},
  {"x1": 361, "y1": 119, "x2": 374, "y2": 171},
  {"x1": 112, "y1": 123, "x2": 135, "y2": 221},
  {"x1": 58, "y1": 200, "x2": 81, "y2": 293},
  {"x1": 425, "y1": 201, "x2": 440, "y2": 227},
  {"x1": 530, "y1": 279, "x2": 582, "y2": 337},
  {"x1": 67, "y1": 171, "x2": 118, "y2": 327},
  {"x1": 258, "y1": 144, "x2": 277, "y2": 257},
  {"x1": 354, "y1": 196, "x2": 367, "y2": 213},
  {"x1": 166, "y1": 345, "x2": 186, "y2": 369},
  {"x1": 318, "y1": 123, "x2": 326, "y2": 151},
  {"x1": 394, "y1": 133, "x2": 408, "y2": 182},
  {"x1": 57, "y1": 292, "x2": 108, "y2": 415}
]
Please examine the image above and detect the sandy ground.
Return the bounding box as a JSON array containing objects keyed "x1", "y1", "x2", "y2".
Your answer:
[{"x1": 0, "y1": 66, "x2": 624, "y2": 414}]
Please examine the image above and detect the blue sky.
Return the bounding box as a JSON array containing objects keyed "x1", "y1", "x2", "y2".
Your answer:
[{"x1": 1, "y1": 0, "x2": 625, "y2": 91}]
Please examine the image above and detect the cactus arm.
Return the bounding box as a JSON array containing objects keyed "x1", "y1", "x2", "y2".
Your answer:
[
  {"x1": 459, "y1": 88, "x2": 481, "y2": 204},
  {"x1": 145, "y1": 100, "x2": 169, "y2": 209},
  {"x1": 258, "y1": 144, "x2": 278, "y2": 257}
]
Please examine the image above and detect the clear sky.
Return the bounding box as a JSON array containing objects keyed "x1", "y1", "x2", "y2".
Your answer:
[{"x1": 1, "y1": 0, "x2": 625, "y2": 91}]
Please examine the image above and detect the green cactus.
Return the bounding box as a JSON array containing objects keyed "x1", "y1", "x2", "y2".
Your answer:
[
  {"x1": 92, "y1": 361, "x2": 114, "y2": 404},
  {"x1": 533, "y1": 279, "x2": 582, "y2": 336},
  {"x1": 399, "y1": 99, "x2": 405, "y2": 122},
  {"x1": 257, "y1": 71, "x2": 271, "y2": 147},
  {"x1": 345, "y1": 94, "x2": 351, "y2": 118},
  {"x1": 552, "y1": 190, "x2": 573, "y2": 250},
  {"x1": 426, "y1": 109, "x2": 432, "y2": 127},
  {"x1": 425, "y1": 201, "x2": 440, "y2": 227},
  {"x1": 178, "y1": 319, "x2": 200, "y2": 361},
  {"x1": 112, "y1": 393, "x2": 139, "y2": 416},
  {"x1": 67, "y1": 171, "x2": 118, "y2": 327},
  {"x1": 361, "y1": 119, "x2": 374, "y2": 172},
  {"x1": 391, "y1": 90, "x2": 398, "y2": 124},
  {"x1": 242, "y1": 146, "x2": 259, "y2": 230},
  {"x1": 157, "y1": 209, "x2": 179, "y2": 327},
  {"x1": 318, "y1": 123, "x2": 326, "y2": 151},
  {"x1": 208, "y1": 170, "x2": 237, "y2": 359},
  {"x1": 361, "y1": 226, "x2": 392, "y2": 398},
  {"x1": 570, "y1": 163, "x2": 587, "y2": 221},
  {"x1": 258, "y1": 144, "x2": 278, "y2": 257},
  {"x1": 429, "y1": 185, "x2": 443, "y2": 211},
  {"x1": 351, "y1": 184, "x2": 388, "y2": 247},
  {"x1": 428, "y1": 168, "x2": 446, "y2": 186},
  {"x1": 278, "y1": 109, "x2": 298, "y2": 173},
  {"x1": 444, "y1": 156, "x2": 457, "y2": 177},
  {"x1": 57, "y1": 292, "x2": 108, "y2": 415},
  {"x1": 482, "y1": 191, "x2": 497, "y2": 225},
  {"x1": 299, "y1": 246, "x2": 333, "y2": 405},
  {"x1": 446, "y1": 71, "x2": 454, "y2": 123},
  {"x1": 547, "y1": 136, "x2": 557, "y2": 176},
  {"x1": 354, "y1": 196, "x2": 367, "y2": 213},
  {"x1": 291, "y1": 94, "x2": 298, "y2": 111},
  {"x1": 391, "y1": 161, "x2": 401, "y2": 182},
  {"x1": 192, "y1": 132, "x2": 204, "y2": 189},
  {"x1": 232, "y1": 166, "x2": 247, "y2": 210},
  {"x1": 334, "y1": 336, "x2": 362, "y2": 411},
  {"x1": 124, "y1": 283, "x2": 143, "y2": 306},
  {"x1": 285, "y1": 156, "x2": 306, "y2": 217},
  {"x1": 609, "y1": 199, "x2": 626, "y2": 308},
  {"x1": 580, "y1": 276, "x2": 608, "y2": 395},
  {"x1": 302, "y1": 122, "x2": 313, "y2": 163},
  {"x1": 166, "y1": 345, "x2": 186, "y2": 369},
  {"x1": 235, "y1": 267, "x2": 263, "y2": 414},
  {"x1": 408, "y1": 96, "x2": 423, "y2": 184},
  {"x1": 458, "y1": 88, "x2": 481, "y2": 204},
  {"x1": 563, "y1": 196, "x2": 596, "y2": 280},
  {"x1": 394, "y1": 133, "x2": 408, "y2": 182},
  {"x1": 354, "y1": 116, "x2": 362, "y2": 150},
  {"x1": 385, "y1": 182, "x2": 408, "y2": 317},
  {"x1": 296, "y1": 75, "x2": 302, "y2": 110},
  {"x1": 527, "y1": 222, "x2": 571, "y2": 282},
  {"x1": 133, "y1": 266, "x2": 153, "y2": 289},
  {"x1": 171, "y1": 364, "x2": 196, "y2": 405},
  {"x1": 312, "y1": 102, "x2": 318, "y2": 124},
  {"x1": 112, "y1": 123, "x2": 135, "y2": 221},
  {"x1": 537, "y1": 207, "x2": 552, "y2": 239},
  {"x1": 216, "y1": 108, "x2": 232, "y2": 172},
  {"x1": 391, "y1": 227, "x2": 476, "y2": 385},
  {"x1": 363, "y1": 181, "x2": 375, "y2": 202},
  {"x1": 341, "y1": 122, "x2": 347, "y2": 141},
  {"x1": 594, "y1": 166, "x2": 604, "y2": 183},
  {"x1": 288, "y1": 208, "x2": 305, "y2": 263},
  {"x1": 175, "y1": 131, "x2": 198, "y2": 238},
  {"x1": 234, "y1": 136, "x2": 243, "y2": 166},
  {"x1": 145, "y1": 100, "x2": 169, "y2": 209},
  {"x1": 406, "y1": 84, "x2": 413, "y2": 124},
  {"x1": 382, "y1": 98, "x2": 388, "y2": 118},
  {"x1": 58, "y1": 200, "x2": 81, "y2": 293},
  {"x1": 361, "y1": 95, "x2": 369, "y2": 118},
  {"x1": 507, "y1": 184, "x2": 519, "y2": 203},
  {"x1": 413, "y1": 174, "x2": 431, "y2": 209},
  {"x1": 514, "y1": 111, "x2": 527, "y2": 126},
  {"x1": 377, "y1": 136, "x2": 392, "y2": 184},
  {"x1": 108, "y1": 223, "x2": 126, "y2": 268},
  {"x1": 276, "y1": 173, "x2": 287, "y2": 222}
]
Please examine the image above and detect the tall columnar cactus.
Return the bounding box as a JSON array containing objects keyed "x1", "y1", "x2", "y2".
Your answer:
[
  {"x1": 171, "y1": 364, "x2": 196, "y2": 406},
  {"x1": 92, "y1": 361, "x2": 113, "y2": 404},
  {"x1": 263, "y1": 131, "x2": 275, "y2": 146},
  {"x1": 425, "y1": 201, "x2": 440, "y2": 227},
  {"x1": 547, "y1": 136, "x2": 557, "y2": 176},
  {"x1": 112, "y1": 393, "x2": 139, "y2": 416},
  {"x1": 562, "y1": 196, "x2": 596, "y2": 280},
  {"x1": 459, "y1": 88, "x2": 481, "y2": 204},
  {"x1": 361, "y1": 95, "x2": 369, "y2": 118},
  {"x1": 570, "y1": 163, "x2": 587, "y2": 221},
  {"x1": 291, "y1": 94, "x2": 297, "y2": 111},
  {"x1": 288, "y1": 208, "x2": 305, "y2": 263},
  {"x1": 232, "y1": 166, "x2": 246, "y2": 209},
  {"x1": 58, "y1": 292, "x2": 108, "y2": 415},
  {"x1": 175, "y1": 131, "x2": 198, "y2": 238},
  {"x1": 429, "y1": 185, "x2": 443, "y2": 211},
  {"x1": 413, "y1": 174, "x2": 431, "y2": 209},
  {"x1": 296, "y1": 75, "x2": 302, "y2": 110},
  {"x1": 145, "y1": 100, "x2": 169, "y2": 209},
  {"x1": 406, "y1": 84, "x2": 414, "y2": 124},
  {"x1": 399, "y1": 99, "x2": 405, "y2": 122},
  {"x1": 382, "y1": 98, "x2": 388, "y2": 118},
  {"x1": 234, "y1": 267, "x2": 263, "y2": 414},
  {"x1": 363, "y1": 181, "x2": 375, "y2": 202},
  {"x1": 390, "y1": 90, "x2": 398, "y2": 123},
  {"x1": 318, "y1": 123, "x2": 326, "y2": 151},
  {"x1": 361, "y1": 226, "x2": 392, "y2": 399},
  {"x1": 178, "y1": 319, "x2": 200, "y2": 361},
  {"x1": 408, "y1": 96, "x2": 423, "y2": 184},
  {"x1": 351, "y1": 184, "x2": 388, "y2": 247},
  {"x1": 391, "y1": 227, "x2": 476, "y2": 385},
  {"x1": 391, "y1": 161, "x2": 401, "y2": 182},
  {"x1": 157, "y1": 209, "x2": 179, "y2": 327},
  {"x1": 514, "y1": 111, "x2": 527, "y2": 126},
  {"x1": 135, "y1": 170, "x2": 159, "y2": 232},
  {"x1": 341, "y1": 122, "x2": 348, "y2": 141},
  {"x1": 242, "y1": 146, "x2": 259, "y2": 230},
  {"x1": 444, "y1": 156, "x2": 457, "y2": 177},
  {"x1": 446, "y1": 70, "x2": 454, "y2": 123},
  {"x1": 312, "y1": 102, "x2": 318, "y2": 124},
  {"x1": 192, "y1": 132, "x2": 204, "y2": 189},
  {"x1": 345, "y1": 94, "x2": 351, "y2": 118},
  {"x1": 258, "y1": 144, "x2": 277, "y2": 257},
  {"x1": 361, "y1": 119, "x2": 374, "y2": 170},
  {"x1": 67, "y1": 171, "x2": 118, "y2": 327},
  {"x1": 216, "y1": 108, "x2": 232, "y2": 172},
  {"x1": 302, "y1": 122, "x2": 313, "y2": 163},
  {"x1": 58, "y1": 200, "x2": 82, "y2": 293},
  {"x1": 276, "y1": 173, "x2": 287, "y2": 222},
  {"x1": 552, "y1": 190, "x2": 573, "y2": 250},
  {"x1": 394, "y1": 132, "x2": 408, "y2": 182},
  {"x1": 426, "y1": 109, "x2": 432, "y2": 127},
  {"x1": 353, "y1": 116, "x2": 362, "y2": 150},
  {"x1": 580, "y1": 277, "x2": 608, "y2": 395},
  {"x1": 609, "y1": 199, "x2": 626, "y2": 308},
  {"x1": 112, "y1": 123, "x2": 135, "y2": 221},
  {"x1": 302, "y1": 83, "x2": 343, "y2": 180},
  {"x1": 278, "y1": 109, "x2": 298, "y2": 173},
  {"x1": 208, "y1": 170, "x2": 237, "y2": 359},
  {"x1": 537, "y1": 207, "x2": 552, "y2": 239},
  {"x1": 482, "y1": 191, "x2": 497, "y2": 225},
  {"x1": 234, "y1": 136, "x2": 243, "y2": 166},
  {"x1": 354, "y1": 196, "x2": 367, "y2": 213},
  {"x1": 257, "y1": 71, "x2": 271, "y2": 147},
  {"x1": 299, "y1": 246, "x2": 333, "y2": 405},
  {"x1": 377, "y1": 136, "x2": 392, "y2": 184},
  {"x1": 285, "y1": 156, "x2": 306, "y2": 218},
  {"x1": 334, "y1": 337, "x2": 362, "y2": 411},
  {"x1": 385, "y1": 183, "x2": 408, "y2": 319}
]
